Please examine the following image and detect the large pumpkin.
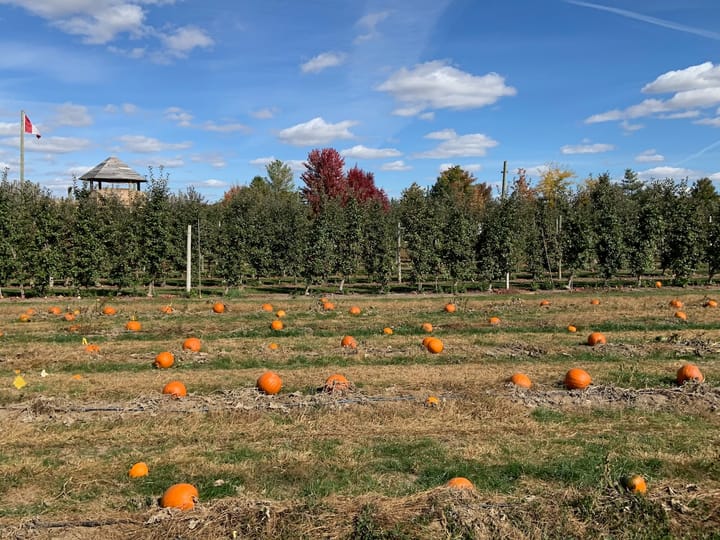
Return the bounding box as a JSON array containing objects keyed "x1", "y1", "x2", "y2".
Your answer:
[
  {"x1": 162, "y1": 380, "x2": 187, "y2": 398},
  {"x1": 341, "y1": 335, "x2": 358, "y2": 349},
  {"x1": 261, "y1": 303, "x2": 274, "y2": 312},
  {"x1": 102, "y1": 305, "x2": 117, "y2": 316},
  {"x1": 444, "y1": 303, "x2": 456, "y2": 313},
  {"x1": 676, "y1": 364, "x2": 704, "y2": 385},
  {"x1": 270, "y1": 319, "x2": 284, "y2": 331},
  {"x1": 587, "y1": 332, "x2": 606, "y2": 346},
  {"x1": 324, "y1": 374, "x2": 350, "y2": 393},
  {"x1": 125, "y1": 320, "x2": 141, "y2": 332},
  {"x1": 669, "y1": 299, "x2": 683, "y2": 308},
  {"x1": 182, "y1": 337, "x2": 202, "y2": 352},
  {"x1": 509, "y1": 373, "x2": 532, "y2": 389},
  {"x1": 154, "y1": 351, "x2": 175, "y2": 369},
  {"x1": 349, "y1": 306, "x2": 361, "y2": 316},
  {"x1": 446, "y1": 477, "x2": 474, "y2": 490},
  {"x1": 564, "y1": 368, "x2": 592, "y2": 390},
  {"x1": 212, "y1": 302, "x2": 225, "y2": 314},
  {"x1": 425, "y1": 337, "x2": 444, "y2": 354},
  {"x1": 128, "y1": 462, "x2": 149, "y2": 478},
  {"x1": 160, "y1": 483, "x2": 199, "y2": 511},
  {"x1": 48, "y1": 306, "x2": 62, "y2": 315},
  {"x1": 257, "y1": 371, "x2": 282, "y2": 395}
]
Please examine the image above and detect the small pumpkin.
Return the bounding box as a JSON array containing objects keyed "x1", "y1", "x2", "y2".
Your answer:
[
  {"x1": 48, "y1": 306, "x2": 62, "y2": 315},
  {"x1": 446, "y1": 477, "x2": 474, "y2": 490},
  {"x1": 160, "y1": 305, "x2": 174, "y2": 314},
  {"x1": 654, "y1": 281, "x2": 662, "y2": 288},
  {"x1": 125, "y1": 320, "x2": 141, "y2": 332},
  {"x1": 590, "y1": 298, "x2": 600, "y2": 305},
  {"x1": 425, "y1": 395, "x2": 440, "y2": 407},
  {"x1": 349, "y1": 306, "x2": 361, "y2": 316},
  {"x1": 324, "y1": 373, "x2": 350, "y2": 393},
  {"x1": 270, "y1": 319, "x2": 284, "y2": 331},
  {"x1": 444, "y1": 303, "x2": 456, "y2": 313},
  {"x1": 261, "y1": 303, "x2": 274, "y2": 312},
  {"x1": 341, "y1": 335, "x2": 358, "y2": 349},
  {"x1": 587, "y1": 331, "x2": 607, "y2": 346},
  {"x1": 160, "y1": 483, "x2": 199, "y2": 511},
  {"x1": 383, "y1": 327, "x2": 393, "y2": 335},
  {"x1": 128, "y1": 462, "x2": 149, "y2": 478},
  {"x1": 669, "y1": 299, "x2": 683, "y2": 308},
  {"x1": 488, "y1": 316, "x2": 501, "y2": 326},
  {"x1": 676, "y1": 363, "x2": 704, "y2": 385},
  {"x1": 704, "y1": 299, "x2": 718, "y2": 308},
  {"x1": 674, "y1": 311, "x2": 687, "y2": 321},
  {"x1": 68, "y1": 324, "x2": 81, "y2": 333},
  {"x1": 322, "y1": 301, "x2": 335, "y2": 311},
  {"x1": 182, "y1": 337, "x2": 201, "y2": 352},
  {"x1": 102, "y1": 306, "x2": 117, "y2": 316},
  {"x1": 509, "y1": 373, "x2": 532, "y2": 389},
  {"x1": 539, "y1": 300, "x2": 551, "y2": 307},
  {"x1": 18, "y1": 313, "x2": 31, "y2": 323},
  {"x1": 425, "y1": 337, "x2": 444, "y2": 354},
  {"x1": 256, "y1": 371, "x2": 282, "y2": 395},
  {"x1": 421, "y1": 322, "x2": 433, "y2": 333},
  {"x1": 162, "y1": 380, "x2": 187, "y2": 398},
  {"x1": 276, "y1": 309, "x2": 287, "y2": 318},
  {"x1": 212, "y1": 302, "x2": 225, "y2": 314},
  {"x1": 621, "y1": 474, "x2": 647, "y2": 495},
  {"x1": 268, "y1": 342, "x2": 279, "y2": 351},
  {"x1": 154, "y1": 351, "x2": 175, "y2": 369},
  {"x1": 64, "y1": 312, "x2": 76, "y2": 322},
  {"x1": 567, "y1": 325, "x2": 577, "y2": 333},
  {"x1": 85, "y1": 343, "x2": 100, "y2": 354},
  {"x1": 564, "y1": 368, "x2": 592, "y2": 390}
]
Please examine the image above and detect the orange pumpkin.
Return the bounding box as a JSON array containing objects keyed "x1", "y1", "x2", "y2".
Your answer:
[
  {"x1": 125, "y1": 320, "x2": 141, "y2": 332},
  {"x1": 446, "y1": 477, "x2": 474, "y2": 490},
  {"x1": 349, "y1": 306, "x2": 361, "y2": 316},
  {"x1": 383, "y1": 327, "x2": 393, "y2": 335},
  {"x1": 212, "y1": 302, "x2": 225, "y2": 314},
  {"x1": 67, "y1": 324, "x2": 81, "y2": 333},
  {"x1": 510, "y1": 373, "x2": 532, "y2": 389},
  {"x1": 324, "y1": 373, "x2": 350, "y2": 393},
  {"x1": 488, "y1": 316, "x2": 501, "y2": 326},
  {"x1": 160, "y1": 305, "x2": 174, "y2": 314},
  {"x1": 421, "y1": 322, "x2": 433, "y2": 333},
  {"x1": 162, "y1": 380, "x2": 187, "y2": 398},
  {"x1": 674, "y1": 311, "x2": 687, "y2": 321},
  {"x1": 182, "y1": 337, "x2": 201, "y2": 352},
  {"x1": 425, "y1": 395, "x2": 440, "y2": 407},
  {"x1": 704, "y1": 299, "x2": 717, "y2": 308},
  {"x1": 669, "y1": 299, "x2": 683, "y2": 308},
  {"x1": 270, "y1": 319, "x2": 284, "y2": 331},
  {"x1": 256, "y1": 371, "x2": 282, "y2": 395},
  {"x1": 322, "y1": 301, "x2": 335, "y2": 311},
  {"x1": 564, "y1": 368, "x2": 592, "y2": 390},
  {"x1": 425, "y1": 337, "x2": 444, "y2": 354},
  {"x1": 276, "y1": 310, "x2": 287, "y2": 318},
  {"x1": 261, "y1": 303, "x2": 274, "y2": 312},
  {"x1": 539, "y1": 300, "x2": 551, "y2": 307},
  {"x1": 676, "y1": 364, "x2": 704, "y2": 385},
  {"x1": 48, "y1": 306, "x2": 62, "y2": 315},
  {"x1": 444, "y1": 303, "x2": 456, "y2": 313},
  {"x1": 160, "y1": 483, "x2": 199, "y2": 511},
  {"x1": 18, "y1": 313, "x2": 31, "y2": 323},
  {"x1": 622, "y1": 474, "x2": 647, "y2": 495},
  {"x1": 85, "y1": 343, "x2": 100, "y2": 354},
  {"x1": 154, "y1": 351, "x2": 175, "y2": 369},
  {"x1": 268, "y1": 342, "x2": 279, "y2": 351},
  {"x1": 567, "y1": 325, "x2": 577, "y2": 333},
  {"x1": 590, "y1": 298, "x2": 600, "y2": 305},
  {"x1": 341, "y1": 335, "x2": 358, "y2": 349},
  {"x1": 587, "y1": 332, "x2": 607, "y2": 346},
  {"x1": 64, "y1": 312, "x2": 76, "y2": 322},
  {"x1": 128, "y1": 462, "x2": 149, "y2": 478},
  {"x1": 654, "y1": 281, "x2": 662, "y2": 288},
  {"x1": 102, "y1": 306, "x2": 117, "y2": 316},
  {"x1": 25, "y1": 308, "x2": 37, "y2": 316}
]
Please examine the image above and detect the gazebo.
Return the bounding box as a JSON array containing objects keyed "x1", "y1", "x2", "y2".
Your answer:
[{"x1": 79, "y1": 156, "x2": 146, "y2": 202}]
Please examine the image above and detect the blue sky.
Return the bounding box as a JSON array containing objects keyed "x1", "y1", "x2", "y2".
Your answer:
[{"x1": 1, "y1": 0, "x2": 720, "y2": 201}]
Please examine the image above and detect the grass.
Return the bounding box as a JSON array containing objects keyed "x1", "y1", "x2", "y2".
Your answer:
[{"x1": 0, "y1": 290, "x2": 719, "y2": 538}]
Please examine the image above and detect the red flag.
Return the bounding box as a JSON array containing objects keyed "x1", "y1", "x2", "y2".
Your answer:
[{"x1": 24, "y1": 114, "x2": 41, "y2": 139}]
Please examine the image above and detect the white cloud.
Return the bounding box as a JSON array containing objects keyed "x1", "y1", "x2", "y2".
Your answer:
[
  {"x1": 418, "y1": 111, "x2": 435, "y2": 121},
  {"x1": 105, "y1": 102, "x2": 139, "y2": 114},
  {"x1": 0, "y1": 123, "x2": 16, "y2": 136},
  {"x1": 381, "y1": 160, "x2": 412, "y2": 171},
  {"x1": 621, "y1": 120, "x2": 643, "y2": 133},
  {"x1": 250, "y1": 156, "x2": 275, "y2": 166},
  {"x1": 560, "y1": 142, "x2": 614, "y2": 154},
  {"x1": 286, "y1": 160, "x2": 306, "y2": 173},
  {"x1": 118, "y1": 135, "x2": 192, "y2": 152},
  {"x1": 143, "y1": 156, "x2": 184, "y2": 168},
  {"x1": 340, "y1": 145, "x2": 401, "y2": 159},
  {"x1": 278, "y1": 117, "x2": 357, "y2": 146},
  {"x1": 439, "y1": 163, "x2": 482, "y2": 173},
  {"x1": 191, "y1": 153, "x2": 226, "y2": 168},
  {"x1": 694, "y1": 116, "x2": 720, "y2": 127},
  {"x1": 416, "y1": 132, "x2": 498, "y2": 158},
  {"x1": 0, "y1": 136, "x2": 91, "y2": 153},
  {"x1": 165, "y1": 107, "x2": 193, "y2": 127},
  {"x1": 635, "y1": 149, "x2": 664, "y2": 163},
  {"x1": 53, "y1": 103, "x2": 93, "y2": 127},
  {"x1": 251, "y1": 107, "x2": 279, "y2": 119},
  {"x1": 300, "y1": 52, "x2": 346, "y2": 74},
  {"x1": 637, "y1": 166, "x2": 698, "y2": 180},
  {"x1": 202, "y1": 121, "x2": 250, "y2": 133},
  {"x1": 122, "y1": 103, "x2": 138, "y2": 114},
  {"x1": 55, "y1": 3, "x2": 146, "y2": 44},
  {"x1": 425, "y1": 129, "x2": 457, "y2": 140},
  {"x1": 160, "y1": 26, "x2": 214, "y2": 58},
  {"x1": 660, "y1": 110, "x2": 700, "y2": 119},
  {"x1": 355, "y1": 10, "x2": 391, "y2": 43},
  {"x1": 377, "y1": 60, "x2": 516, "y2": 116},
  {"x1": 199, "y1": 178, "x2": 227, "y2": 188},
  {"x1": 642, "y1": 62, "x2": 720, "y2": 93},
  {"x1": 709, "y1": 172, "x2": 720, "y2": 181}
]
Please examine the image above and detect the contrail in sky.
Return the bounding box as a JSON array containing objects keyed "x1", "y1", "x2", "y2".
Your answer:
[
  {"x1": 565, "y1": 1, "x2": 720, "y2": 41},
  {"x1": 675, "y1": 139, "x2": 720, "y2": 166}
]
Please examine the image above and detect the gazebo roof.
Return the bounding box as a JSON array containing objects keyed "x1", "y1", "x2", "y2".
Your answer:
[{"x1": 79, "y1": 156, "x2": 146, "y2": 183}]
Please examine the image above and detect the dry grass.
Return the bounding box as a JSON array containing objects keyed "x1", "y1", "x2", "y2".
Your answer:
[{"x1": 1, "y1": 289, "x2": 719, "y2": 539}]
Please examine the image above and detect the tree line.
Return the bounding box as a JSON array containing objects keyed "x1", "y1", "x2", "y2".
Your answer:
[{"x1": 1, "y1": 149, "x2": 719, "y2": 297}]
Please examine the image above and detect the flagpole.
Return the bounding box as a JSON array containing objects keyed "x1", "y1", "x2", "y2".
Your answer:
[{"x1": 20, "y1": 110, "x2": 25, "y2": 182}]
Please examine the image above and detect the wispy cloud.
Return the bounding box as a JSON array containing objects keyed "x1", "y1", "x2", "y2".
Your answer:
[
  {"x1": 300, "y1": 52, "x2": 346, "y2": 74},
  {"x1": 566, "y1": 1, "x2": 720, "y2": 40}
]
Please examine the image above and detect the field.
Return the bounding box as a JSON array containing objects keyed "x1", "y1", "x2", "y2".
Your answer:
[{"x1": 1, "y1": 288, "x2": 719, "y2": 539}]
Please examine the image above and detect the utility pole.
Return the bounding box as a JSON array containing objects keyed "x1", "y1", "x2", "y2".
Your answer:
[
  {"x1": 197, "y1": 218, "x2": 202, "y2": 297},
  {"x1": 186, "y1": 225, "x2": 192, "y2": 293},
  {"x1": 397, "y1": 221, "x2": 402, "y2": 284},
  {"x1": 20, "y1": 110, "x2": 25, "y2": 182},
  {"x1": 502, "y1": 160, "x2": 510, "y2": 290}
]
